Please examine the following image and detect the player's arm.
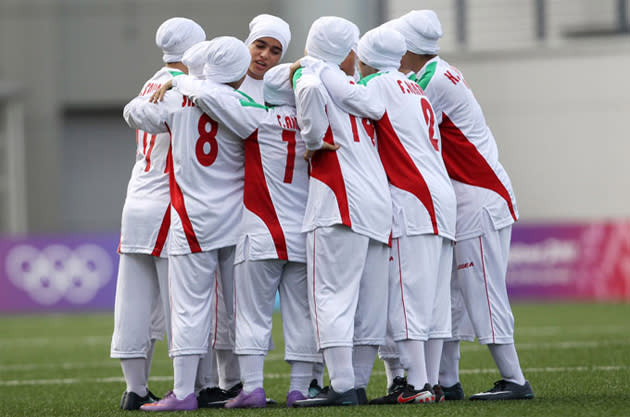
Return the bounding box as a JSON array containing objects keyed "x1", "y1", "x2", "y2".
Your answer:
[
  {"x1": 193, "y1": 87, "x2": 268, "y2": 139},
  {"x1": 294, "y1": 77, "x2": 340, "y2": 159},
  {"x1": 123, "y1": 92, "x2": 177, "y2": 133},
  {"x1": 317, "y1": 66, "x2": 385, "y2": 120}
]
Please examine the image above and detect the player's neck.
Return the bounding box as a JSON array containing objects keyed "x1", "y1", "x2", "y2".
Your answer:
[
  {"x1": 403, "y1": 53, "x2": 437, "y2": 73},
  {"x1": 165, "y1": 62, "x2": 188, "y2": 74}
]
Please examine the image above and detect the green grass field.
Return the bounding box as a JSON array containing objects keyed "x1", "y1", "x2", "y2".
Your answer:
[{"x1": 1, "y1": 303, "x2": 629, "y2": 416}]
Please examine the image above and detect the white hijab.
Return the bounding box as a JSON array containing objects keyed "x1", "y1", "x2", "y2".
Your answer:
[
  {"x1": 357, "y1": 27, "x2": 406, "y2": 72},
  {"x1": 155, "y1": 17, "x2": 206, "y2": 63},
  {"x1": 305, "y1": 16, "x2": 359, "y2": 65},
  {"x1": 203, "y1": 36, "x2": 251, "y2": 84},
  {"x1": 245, "y1": 14, "x2": 291, "y2": 58}
]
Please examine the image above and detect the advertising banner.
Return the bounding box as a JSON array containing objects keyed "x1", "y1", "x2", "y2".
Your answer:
[
  {"x1": 0, "y1": 234, "x2": 119, "y2": 312},
  {"x1": 507, "y1": 220, "x2": 630, "y2": 301},
  {"x1": 1, "y1": 220, "x2": 629, "y2": 312}
]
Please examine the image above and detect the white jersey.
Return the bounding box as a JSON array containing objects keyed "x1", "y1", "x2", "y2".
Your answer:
[
  {"x1": 415, "y1": 57, "x2": 518, "y2": 240},
  {"x1": 236, "y1": 105, "x2": 309, "y2": 263},
  {"x1": 123, "y1": 80, "x2": 265, "y2": 255},
  {"x1": 293, "y1": 63, "x2": 392, "y2": 244},
  {"x1": 326, "y1": 70, "x2": 456, "y2": 241},
  {"x1": 120, "y1": 67, "x2": 184, "y2": 257},
  {"x1": 176, "y1": 76, "x2": 308, "y2": 262}
]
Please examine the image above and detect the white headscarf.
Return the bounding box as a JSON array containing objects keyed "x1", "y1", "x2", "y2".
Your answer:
[
  {"x1": 263, "y1": 63, "x2": 295, "y2": 106},
  {"x1": 244, "y1": 14, "x2": 291, "y2": 59},
  {"x1": 357, "y1": 27, "x2": 406, "y2": 72},
  {"x1": 397, "y1": 10, "x2": 443, "y2": 55},
  {"x1": 305, "y1": 16, "x2": 359, "y2": 65},
  {"x1": 182, "y1": 41, "x2": 212, "y2": 79},
  {"x1": 203, "y1": 36, "x2": 251, "y2": 84},
  {"x1": 155, "y1": 17, "x2": 206, "y2": 63}
]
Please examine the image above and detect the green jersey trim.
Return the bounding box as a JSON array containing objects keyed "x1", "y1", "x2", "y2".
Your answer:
[
  {"x1": 235, "y1": 89, "x2": 268, "y2": 110},
  {"x1": 407, "y1": 73, "x2": 418, "y2": 82},
  {"x1": 358, "y1": 71, "x2": 387, "y2": 86},
  {"x1": 168, "y1": 70, "x2": 185, "y2": 77},
  {"x1": 292, "y1": 67, "x2": 304, "y2": 90},
  {"x1": 239, "y1": 100, "x2": 268, "y2": 110},
  {"x1": 415, "y1": 61, "x2": 437, "y2": 90}
]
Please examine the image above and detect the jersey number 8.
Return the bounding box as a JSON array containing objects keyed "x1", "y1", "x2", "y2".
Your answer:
[{"x1": 195, "y1": 114, "x2": 219, "y2": 167}]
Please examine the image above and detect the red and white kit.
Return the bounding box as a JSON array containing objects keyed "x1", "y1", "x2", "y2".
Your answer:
[
  {"x1": 112, "y1": 67, "x2": 183, "y2": 359},
  {"x1": 178, "y1": 76, "x2": 320, "y2": 363},
  {"x1": 361, "y1": 71, "x2": 456, "y2": 342},
  {"x1": 294, "y1": 63, "x2": 392, "y2": 350},
  {"x1": 416, "y1": 56, "x2": 519, "y2": 344},
  {"x1": 124, "y1": 79, "x2": 266, "y2": 356}
]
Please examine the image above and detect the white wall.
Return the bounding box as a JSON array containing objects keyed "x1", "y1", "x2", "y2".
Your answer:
[{"x1": 450, "y1": 38, "x2": 630, "y2": 220}]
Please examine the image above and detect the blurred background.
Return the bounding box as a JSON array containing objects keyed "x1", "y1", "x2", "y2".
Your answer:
[{"x1": 1, "y1": 0, "x2": 629, "y2": 312}]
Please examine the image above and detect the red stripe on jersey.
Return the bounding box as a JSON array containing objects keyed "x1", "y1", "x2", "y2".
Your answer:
[
  {"x1": 151, "y1": 204, "x2": 171, "y2": 257},
  {"x1": 309, "y1": 126, "x2": 352, "y2": 228},
  {"x1": 144, "y1": 134, "x2": 157, "y2": 172},
  {"x1": 440, "y1": 114, "x2": 517, "y2": 221},
  {"x1": 243, "y1": 130, "x2": 289, "y2": 260},
  {"x1": 165, "y1": 123, "x2": 202, "y2": 253},
  {"x1": 376, "y1": 112, "x2": 439, "y2": 235}
]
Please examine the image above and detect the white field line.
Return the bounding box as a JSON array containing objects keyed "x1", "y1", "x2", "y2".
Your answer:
[
  {"x1": 1, "y1": 339, "x2": 629, "y2": 373},
  {"x1": 0, "y1": 365, "x2": 627, "y2": 387},
  {"x1": 1, "y1": 324, "x2": 629, "y2": 348}
]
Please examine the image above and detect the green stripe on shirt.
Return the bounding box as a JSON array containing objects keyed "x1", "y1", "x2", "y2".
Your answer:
[
  {"x1": 415, "y1": 61, "x2": 437, "y2": 90},
  {"x1": 168, "y1": 70, "x2": 185, "y2": 77},
  {"x1": 292, "y1": 67, "x2": 304, "y2": 90},
  {"x1": 358, "y1": 71, "x2": 386, "y2": 86}
]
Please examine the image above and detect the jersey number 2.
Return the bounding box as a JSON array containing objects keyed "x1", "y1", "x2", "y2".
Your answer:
[
  {"x1": 420, "y1": 97, "x2": 439, "y2": 152},
  {"x1": 195, "y1": 114, "x2": 219, "y2": 166}
]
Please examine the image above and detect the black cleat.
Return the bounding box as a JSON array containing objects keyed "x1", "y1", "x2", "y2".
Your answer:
[
  {"x1": 396, "y1": 383, "x2": 435, "y2": 404},
  {"x1": 197, "y1": 382, "x2": 243, "y2": 408},
  {"x1": 292, "y1": 386, "x2": 359, "y2": 407},
  {"x1": 308, "y1": 378, "x2": 323, "y2": 398},
  {"x1": 120, "y1": 390, "x2": 159, "y2": 410},
  {"x1": 442, "y1": 382, "x2": 465, "y2": 400},
  {"x1": 356, "y1": 387, "x2": 368, "y2": 405},
  {"x1": 369, "y1": 376, "x2": 408, "y2": 405},
  {"x1": 469, "y1": 380, "x2": 534, "y2": 401}
]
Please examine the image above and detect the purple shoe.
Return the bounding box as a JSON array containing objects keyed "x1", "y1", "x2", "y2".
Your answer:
[
  {"x1": 140, "y1": 390, "x2": 197, "y2": 411},
  {"x1": 286, "y1": 390, "x2": 306, "y2": 407},
  {"x1": 224, "y1": 387, "x2": 267, "y2": 409}
]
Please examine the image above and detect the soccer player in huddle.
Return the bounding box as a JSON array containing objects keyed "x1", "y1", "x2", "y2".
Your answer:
[
  {"x1": 291, "y1": 16, "x2": 393, "y2": 407},
  {"x1": 112, "y1": 17, "x2": 205, "y2": 411},
  {"x1": 301, "y1": 25, "x2": 457, "y2": 405},
  {"x1": 395, "y1": 9, "x2": 533, "y2": 401},
  {"x1": 199, "y1": 14, "x2": 292, "y2": 407},
  {"x1": 124, "y1": 36, "x2": 266, "y2": 412}
]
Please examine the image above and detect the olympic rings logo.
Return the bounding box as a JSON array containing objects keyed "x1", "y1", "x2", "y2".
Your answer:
[{"x1": 4, "y1": 244, "x2": 113, "y2": 306}]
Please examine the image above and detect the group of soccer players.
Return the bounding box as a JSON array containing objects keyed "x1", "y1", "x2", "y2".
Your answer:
[{"x1": 111, "y1": 9, "x2": 534, "y2": 412}]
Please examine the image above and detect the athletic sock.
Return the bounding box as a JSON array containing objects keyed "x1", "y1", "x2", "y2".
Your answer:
[
  {"x1": 398, "y1": 340, "x2": 427, "y2": 389},
  {"x1": 288, "y1": 361, "x2": 313, "y2": 395},
  {"x1": 383, "y1": 357, "x2": 405, "y2": 388},
  {"x1": 312, "y1": 361, "x2": 325, "y2": 387},
  {"x1": 439, "y1": 340, "x2": 461, "y2": 387},
  {"x1": 216, "y1": 349, "x2": 241, "y2": 389},
  {"x1": 425, "y1": 339, "x2": 444, "y2": 386},
  {"x1": 322, "y1": 347, "x2": 354, "y2": 393},
  {"x1": 488, "y1": 343, "x2": 526, "y2": 385},
  {"x1": 352, "y1": 345, "x2": 378, "y2": 389},
  {"x1": 195, "y1": 347, "x2": 217, "y2": 393},
  {"x1": 173, "y1": 354, "x2": 200, "y2": 400},
  {"x1": 121, "y1": 358, "x2": 148, "y2": 397},
  {"x1": 145, "y1": 339, "x2": 157, "y2": 382},
  {"x1": 238, "y1": 354, "x2": 265, "y2": 393}
]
